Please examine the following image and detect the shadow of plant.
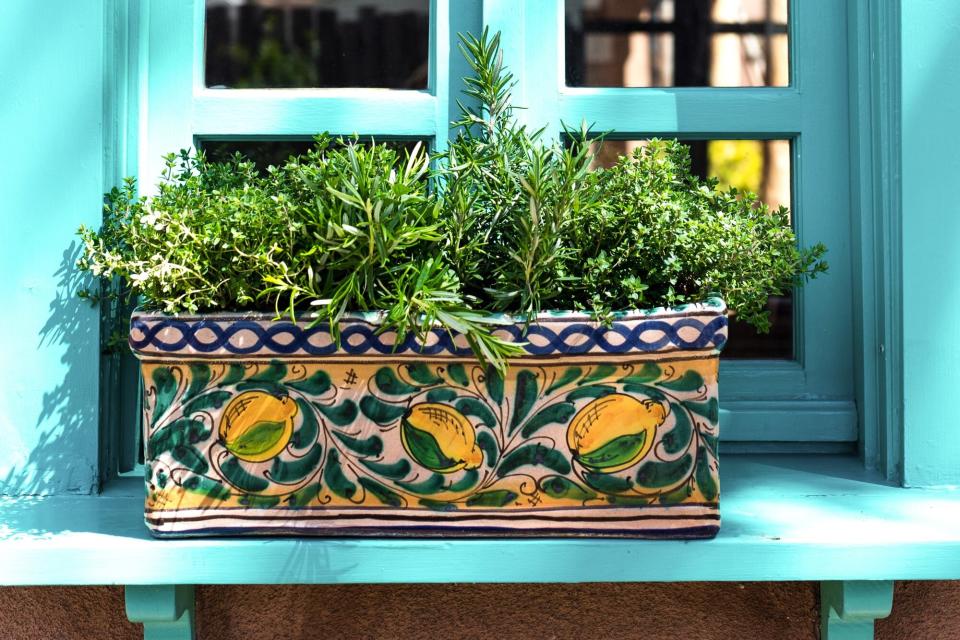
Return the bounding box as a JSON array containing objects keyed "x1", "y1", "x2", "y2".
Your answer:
[{"x1": 0, "y1": 243, "x2": 100, "y2": 497}]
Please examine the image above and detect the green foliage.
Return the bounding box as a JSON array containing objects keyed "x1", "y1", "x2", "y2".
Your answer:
[{"x1": 77, "y1": 29, "x2": 827, "y2": 369}]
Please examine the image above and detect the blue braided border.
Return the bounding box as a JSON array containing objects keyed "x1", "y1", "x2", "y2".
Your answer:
[{"x1": 130, "y1": 315, "x2": 728, "y2": 356}]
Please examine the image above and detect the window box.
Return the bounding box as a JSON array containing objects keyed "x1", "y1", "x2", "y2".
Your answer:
[{"x1": 132, "y1": 300, "x2": 727, "y2": 538}]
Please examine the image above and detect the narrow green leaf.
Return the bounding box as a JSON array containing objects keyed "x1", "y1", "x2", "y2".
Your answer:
[
  {"x1": 446, "y1": 363, "x2": 470, "y2": 386},
  {"x1": 397, "y1": 473, "x2": 447, "y2": 495},
  {"x1": 636, "y1": 453, "x2": 694, "y2": 488},
  {"x1": 659, "y1": 370, "x2": 705, "y2": 392},
  {"x1": 358, "y1": 477, "x2": 404, "y2": 507},
  {"x1": 520, "y1": 402, "x2": 576, "y2": 438},
  {"x1": 426, "y1": 388, "x2": 459, "y2": 403},
  {"x1": 405, "y1": 363, "x2": 443, "y2": 386},
  {"x1": 566, "y1": 385, "x2": 616, "y2": 402},
  {"x1": 477, "y1": 431, "x2": 499, "y2": 467},
  {"x1": 220, "y1": 456, "x2": 270, "y2": 493},
  {"x1": 465, "y1": 489, "x2": 517, "y2": 507},
  {"x1": 508, "y1": 370, "x2": 539, "y2": 434},
  {"x1": 248, "y1": 361, "x2": 287, "y2": 383},
  {"x1": 150, "y1": 367, "x2": 178, "y2": 426},
  {"x1": 621, "y1": 383, "x2": 667, "y2": 401},
  {"x1": 185, "y1": 364, "x2": 212, "y2": 400},
  {"x1": 579, "y1": 364, "x2": 617, "y2": 386},
  {"x1": 448, "y1": 468, "x2": 479, "y2": 492},
  {"x1": 484, "y1": 365, "x2": 504, "y2": 404},
  {"x1": 695, "y1": 450, "x2": 719, "y2": 501},
  {"x1": 661, "y1": 403, "x2": 693, "y2": 455},
  {"x1": 455, "y1": 397, "x2": 497, "y2": 427},
  {"x1": 684, "y1": 397, "x2": 719, "y2": 423},
  {"x1": 332, "y1": 430, "x2": 384, "y2": 456},
  {"x1": 291, "y1": 398, "x2": 319, "y2": 449},
  {"x1": 419, "y1": 498, "x2": 458, "y2": 511},
  {"x1": 359, "y1": 396, "x2": 406, "y2": 425},
  {"x1": 285, "y1": 481, "x2": 323, "y2": 508},
  {"x1": 360, "y1": 458, "x2": 411, "y2": 480},
  {"x1": 269, "y1": 443, "x2": 323, "y2": 483},
  {"x1": 171, "y1": 445, "x2": 209, "y2": 474},
  {"x1": 287, "y1": 370, "x2": 332, "y2": 396},
  {"x1": 374, "y1": 367, "x2": 419, "y2": 396},
  {"x1": 182, "y1": 390, "x2": 232, "y2": 416},
  {"x1": 496, "y1": 443, "x2": 571, "y2": 477},
  {"x1": 149, "y1": 417, "x2": 209, "y2": 455},
  {"x1": 658, "y1": 483, "x2": 693, "y2": 505},
  {"x1": 323, "y1": 449, "x2": 356, "y2": 499},
  {"x1": 219, "y1": 364, "x2": 246, "y2": 387},
  {"x1": 317, "y1": 399, "x2": 359, "y2": 426},
  {"x1": 181, "y1": 475, "x2": 231, "y2": 501},
  {"x1": 617, "y1": 362, "x2": 662, "y2": 385},
  {"x1": 582, "y1": 471, "x2": 633, "y2": 494},
  {"x1": 545, "y1": 367, "x2": 582, "y2": 395},
  {"x1": 538, "y1": 475, "x2": 596, "y2": 501}
]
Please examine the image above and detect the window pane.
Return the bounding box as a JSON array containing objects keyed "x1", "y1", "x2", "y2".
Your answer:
[
  {"x1": 200, "y1": 138, "x2": 425, "y2": 172},
  {"x1": 565, "y1": 0, "x2": 789, "y2": 87},
  {"x1": 589, "y1": 138, "x2": 793, "y2": 359},
  {"x1": 205, "y1": 0, "x2": 430, "y2": 89}
]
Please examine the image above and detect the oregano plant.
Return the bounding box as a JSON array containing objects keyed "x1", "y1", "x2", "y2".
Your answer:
[{"x1": 78, "y1": 29, "x2": 827, "y2": 371}]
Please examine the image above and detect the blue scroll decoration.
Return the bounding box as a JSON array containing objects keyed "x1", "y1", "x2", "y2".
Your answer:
[{"x1": 130, "y1": 314, "x2": 728, "y2": 356}]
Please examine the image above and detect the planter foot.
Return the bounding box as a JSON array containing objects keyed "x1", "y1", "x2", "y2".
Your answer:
[
  {"x1": 820, "y1": 580, "x2": 894, "y2": 640},
  {"x1": 125, "y1": 585, "x2": 195, "y2": 640}
]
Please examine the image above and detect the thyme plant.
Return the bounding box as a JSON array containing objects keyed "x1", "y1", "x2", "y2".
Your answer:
[{"x1": 78, "y1": 29, "x2": 827, "y2": 370}]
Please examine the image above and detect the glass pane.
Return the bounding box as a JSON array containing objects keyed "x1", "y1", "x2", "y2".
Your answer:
[
  {"x1": 588, "y1": 138, "x2": 793, "y2": 359},
  {"x1": 565, "y1": 0, "x2": 789, "y2": 87},
  {"x1": 200, "y1": 138, "x2": 424, "y2": 172},
  {"x1": 205, "y1": 0, "x2": 430, "y2": 89}
]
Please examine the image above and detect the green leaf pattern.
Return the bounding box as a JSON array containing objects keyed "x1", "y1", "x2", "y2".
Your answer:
[{"x1": 143, "y1": 358, "x2": 719, "y2": 509}]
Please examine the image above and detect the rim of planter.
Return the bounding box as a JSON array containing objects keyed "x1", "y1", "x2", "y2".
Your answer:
[{"x1": 128, "y1": 297, "x2": 728, "y2": 360}]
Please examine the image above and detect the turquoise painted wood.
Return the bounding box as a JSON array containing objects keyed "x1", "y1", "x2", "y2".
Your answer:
[
  {"x1": 559, "y1": 88, "x2": 802, "y2": 135},
  {"x1": 847, "y1": 0, "x2": 903, "y2": 480},
  {"x1": 126, "y1": 585, "x2": 195, "y2": 640},
  {"x1": 901, "y1": 0, "x2": 960, "y2": 486},
  {"x1": 0, "y1": 1, "x2": 104, "y2": 495},
  {"x1": 0, "y1": 456, "x2": 957, "y2": 585},
  {"x1": 820, "y1": 581, "x2": 894, "y2": 640},
  {"x1": 193, "y1": 90, "x2": 437, "y2": 138}
]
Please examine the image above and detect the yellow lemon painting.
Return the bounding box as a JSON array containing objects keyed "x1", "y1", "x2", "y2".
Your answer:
[
  {"x1": 401, "y1": 403, "x2": 483, "y2": 474},
  {"x1": 567, "y1": 394, "x2": 667, "y2": 473},
  {"x1": 218, "y1": 391, "x2": 299, "y2": 462}
]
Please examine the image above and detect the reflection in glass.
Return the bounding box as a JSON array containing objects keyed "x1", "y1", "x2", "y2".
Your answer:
[
  {"x1": 205, "y1": 0, "x2": 430, "y2": 89},
  {"x1": 200, "y1": 139, "x2": 423, "y2": 173},
  {"x1": 566, "y1": 0, "x2": 789, "y2": 87},
  {"x1": 589, "y1": 138, "x2": 793, "y2": 359}
]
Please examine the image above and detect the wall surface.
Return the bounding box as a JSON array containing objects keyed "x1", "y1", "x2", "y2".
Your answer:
[
  {"x1": 0, "y1": 582, "x2": 957, "y2": 639},
  {"x1": 0, "y1": 1, "x2": 103, "y2": 496},
  {"x1": 901, "y1": 0, "x2": 960, "y2": 485}
]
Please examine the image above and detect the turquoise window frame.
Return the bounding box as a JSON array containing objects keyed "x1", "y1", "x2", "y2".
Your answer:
[{"x1": 107, "y1": 0, "x2": 899, "y2": 479}]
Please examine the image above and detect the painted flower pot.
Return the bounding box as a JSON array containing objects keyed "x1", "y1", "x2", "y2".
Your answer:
[{"x1": 130, "y1": 298, "x2": 727, "y2": 538}]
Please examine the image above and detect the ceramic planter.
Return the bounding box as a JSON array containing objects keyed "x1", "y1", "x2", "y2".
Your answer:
[{"x1": 130, "y1": 298, "x2": 727, "y2": 538}]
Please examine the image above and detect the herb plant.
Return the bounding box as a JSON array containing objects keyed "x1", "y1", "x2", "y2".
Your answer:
[{"x1": 78, "y1": 29, "x2": 827, "y2": 370}]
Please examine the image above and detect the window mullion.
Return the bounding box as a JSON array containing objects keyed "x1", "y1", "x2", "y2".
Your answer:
[{"x1": 482, "y1": 0, "x2": 562, "y2": 140}]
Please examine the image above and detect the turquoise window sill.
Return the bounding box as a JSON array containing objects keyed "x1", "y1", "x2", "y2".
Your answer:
[{"x1": 0, "y1": 455, "x2": 958, "y2": 585}]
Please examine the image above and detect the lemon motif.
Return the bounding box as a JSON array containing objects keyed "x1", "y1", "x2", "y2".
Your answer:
[
  {"x1": 567, "y1": 394, "x2": 667, "y2": 473},
  {"x1": 218, "y1": 391, "x2": 299, "y2": 462},
  {"x1": 401, "y1": 403, "x2": 483, "y2": 474}
]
